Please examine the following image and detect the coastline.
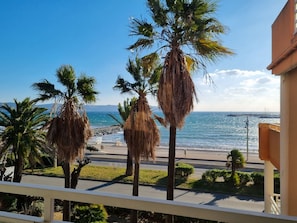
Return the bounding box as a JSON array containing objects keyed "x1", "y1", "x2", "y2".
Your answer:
[
  {"x1": 90, "y1": 124, "x2": 262, "y2": 163},
  {"x1": 91, "y1": 126, "x2": 261, "y2": 154}
]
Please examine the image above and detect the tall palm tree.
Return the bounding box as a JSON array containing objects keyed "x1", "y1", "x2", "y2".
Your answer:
[
  {"x1": 108, "y1": 97, "x2": 137, "y2": 176},
  {"x1": 114, "y1": 55, "x2": 162, "y2": 222},
  {"x1": 0, "y1": 98, "x2": 49, "y2": 183},
  {"x1": 32, "y1": 64, "x2": 98, "y2": 221},
  {"x1": 128, "y1": 0, "x2": 234, "y2": 208}
]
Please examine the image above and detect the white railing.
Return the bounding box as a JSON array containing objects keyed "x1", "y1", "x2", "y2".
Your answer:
[
  {"x1": 270, "y1": 193, "x2": 281, "y2": 215},
  {"x1": 0, "y1": 181, "x2": 296, "y2": 223}
]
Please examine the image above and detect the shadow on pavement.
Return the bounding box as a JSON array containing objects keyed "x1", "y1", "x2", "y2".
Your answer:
[
  {"x1": 203, "y1": 193, "x2": 230, "y2": 206},
  {"x1": 86, "y1": 175, "x2": 126, "y2": 191}
]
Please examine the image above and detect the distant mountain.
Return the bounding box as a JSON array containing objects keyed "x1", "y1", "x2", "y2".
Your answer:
[
  {"x1": 36, "y1": 104, "x2": 119, "y2": 112},
  {"x1": 84, "y1": 105, "x2": 118, "y2": 112},
  {"x1": 0, "y1": 102, "x2": 160, "y2": 113}
]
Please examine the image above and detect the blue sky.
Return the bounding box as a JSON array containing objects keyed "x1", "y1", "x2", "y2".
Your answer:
[{"x1": 0, "y1": 0, "x2": 287, "y2": 112}]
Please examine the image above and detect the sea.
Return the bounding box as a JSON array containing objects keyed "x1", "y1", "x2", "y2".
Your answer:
[{"x1": 87, "y1": 111, "x2": 280, "y2": 154}]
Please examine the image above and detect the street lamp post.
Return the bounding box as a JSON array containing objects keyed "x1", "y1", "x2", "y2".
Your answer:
[{"x1": 245, "y1": 116, "x2": 249, "y2": 161}]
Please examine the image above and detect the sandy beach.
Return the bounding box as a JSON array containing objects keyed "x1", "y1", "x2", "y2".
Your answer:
[{"x1": 94, "y1": 142, "x2": 263, "y2": 164}]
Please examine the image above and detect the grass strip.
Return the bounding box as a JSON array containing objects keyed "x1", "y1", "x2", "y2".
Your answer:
[{"x1": 24, "y1": 165, "x2": 263, "y2": 197}]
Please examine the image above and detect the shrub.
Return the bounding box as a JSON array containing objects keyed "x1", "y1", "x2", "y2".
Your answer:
[
  {"x1": 202, "y1": 169, "x2": 226, "y2": 183},
  {"x1": 201, "y1": 171, "x2": 212, "y2": 183},
  {"x1": 0, "y1": 193, "x2": 17, "y2": 211},
  {"x1": 28, "y1": 200, "x2": 44, "y2": 217},
  {"x1": 202, "y1": 169, "x2": 253, "y2": 187},
  {"x1": 251, "y1": 172, "x2": 264, "y2": 186},
  {"x1": 231, "y1": 172, "x2": 240, "y2": 187},
  {"x1": 222, "y1": 170, "x2": 231, "y2": 182},
  {"x1": 72, "y1": 204, "x2": 108, "y2": 223},
  {"x1": 237, "y1": 171, "x2": 252, "y2": 186},
  {"x1": 175, "y1": 162, "x2": 194, "y2": 179},
  {"x1": 224, "y1": 172, "x2": 240, "y2": 187}
]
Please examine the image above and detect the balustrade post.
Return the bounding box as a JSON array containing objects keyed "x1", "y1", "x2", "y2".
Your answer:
[
  {"x1": 264, "y1": 160, "x2": 274, "y2": 213},
  {"x1": 43, "y1": 196, "x2": 54, "y2": 222}
]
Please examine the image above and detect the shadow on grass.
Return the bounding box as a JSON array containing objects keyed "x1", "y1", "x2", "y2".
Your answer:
[
  {"x1": 87, "y1": 174, "x2": 127, "y2": 191},
  {"x1": 191, "y1": 179, "x2": 264, "y2": 200}
]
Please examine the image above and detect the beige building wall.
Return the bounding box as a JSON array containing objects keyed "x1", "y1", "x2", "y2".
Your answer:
[
  {"x1": 267, "y1": 0, "x2": 297, "y2": 216},
  {"x1": 280, "y1": 70, "x2": 297, "y2": 216}
]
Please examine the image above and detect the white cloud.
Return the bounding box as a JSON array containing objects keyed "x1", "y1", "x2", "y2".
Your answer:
[{"x1": 193, "y1": 69, "x2": 280, "y2": 112}]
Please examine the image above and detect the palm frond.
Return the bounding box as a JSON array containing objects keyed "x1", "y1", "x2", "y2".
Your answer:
[
  {"x1": 124, "y1": 96, "x2": 159, "y2": 162},
  {"x1": 47, "y1": 100, "x2": 92, "y2": 163},
  {"x1": 184, "y1": 55, "x2": 196, "y2": 72},
  {"x1": 147, "y1": 0, "x2": 168, "y2": 27},
  {"x1": 153, "y1": 114, "x2": 167, "y2": 127},
  {"x1": 141, "y1": 52, "x2": 159, "y2": 76},
  {"x1": 157, "y1": 48, "x2": 197, "y2": 128},
  {"x1": 32, "y1": 80, "x2": 62, "y2": 102},
  {"x1": 107, "y1": 114, "x2": 124, "y2": 127},
  {"x1": 77, "y1": 75, "x2": 98, "y2": 103},
  {"x1": 118, "y1": 98, "x2": 137, "y2": 122},
  {"x1": 126, "y1": 58, "x2": 142, "y2": 83},
  {"x1": 129, "y1": 18, "x2": 154, "y2": 37},
  {"x1": 113, "y1": 76, "x2": 134, "y2": 94},
  {"x1": 0, "y1": 98, "x2": 49, "y2": 179},
  {"x1": 193, "y1": 38, "x2": 234, "y2": 63},
  {"x1": 56, "y1": 65, "x2": 76, "y2": 97},
  {"x1": 127, "y1": 38, "x2": 155, "y2": 52}
]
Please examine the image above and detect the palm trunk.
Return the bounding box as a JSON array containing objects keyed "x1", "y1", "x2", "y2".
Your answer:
[
  {"x1": 62, "y1": 161, "x2": 71, "y2": 222},
  {"x1": 166, "y1": 126, "x2": 176, "y2": 223},
  {"x1": 131, "y1": 161, "x2": 140, "y2": 223},
  {"x1": 126, "y1": 149, "x2": 133, "y2": 176},
  {"x1": 132, "y1": 161, "x2": 139, "y2": 196},
  {"x1": 71, "y1": 159, "x2": 90, "y2": 189},
  {"x1": 167, "y1": 125, "x2": 176, "y2": 200},
  {"x1": 14, "y1": 157, "x2": 25, "y2": 211},
  {"x1": 13, "y1": 157, "x2": 23, "y2": 183}
]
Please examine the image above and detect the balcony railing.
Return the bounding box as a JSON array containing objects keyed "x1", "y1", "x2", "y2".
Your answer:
[
  {"x1": 0, "y1": 181, "x2": 297, "y2": 223},
  {"x1": 270, "y1": 194, "x2": 281, "y2": 215}
]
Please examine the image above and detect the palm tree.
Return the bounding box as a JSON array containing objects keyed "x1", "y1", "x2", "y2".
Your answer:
[
  {"x1": 114, "y1": 55, "x2": 162, "y2": 222},
  {"x1": 32, "y1": 64, "x2": 98, "y2": 221},
  {"x1": 128, "y1": 0, "x2": 234, "y2": 208},
  {"x1": 226, "y1": 149, "x2": 245, "y2": 177},
  {"x1": 0, "y1": 98, "x2": 49, "y2": 182},
  {"x1": 108, "y1": 97, "x2": 137, "y2": 176}
]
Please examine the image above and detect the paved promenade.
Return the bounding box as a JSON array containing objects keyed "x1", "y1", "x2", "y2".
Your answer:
[
  {"x1": 97, "y1": 143, "x2": 262, "y2": 164},
  {"x1": 87, "y1": 143, "x2": 264, "y2": 174}
]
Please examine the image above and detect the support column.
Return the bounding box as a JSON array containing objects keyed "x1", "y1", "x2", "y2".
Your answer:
[
  {"x1": 264, "y1": 160, "x2": 274, "y2": 213},
  {"x1": 280, "y1": 73, "x2": 289, "y2": 215},
  {"x1": 280, "y1": 71, "x2": 297, "y2": 216}
]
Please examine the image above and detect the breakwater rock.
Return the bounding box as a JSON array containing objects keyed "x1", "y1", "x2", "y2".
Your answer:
[{"x1": 93, "y1": 125, "x2": 122, "y2": 136}]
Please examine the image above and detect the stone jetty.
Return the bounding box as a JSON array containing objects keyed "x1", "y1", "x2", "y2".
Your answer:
[{"x1": 92, "y1": 125, "x2": 122, "y2": 136}]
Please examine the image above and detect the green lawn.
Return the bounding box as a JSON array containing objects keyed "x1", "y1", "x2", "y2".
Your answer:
[{"x1": 26, "y1": 165, "x2": 169, "y2": 186}]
